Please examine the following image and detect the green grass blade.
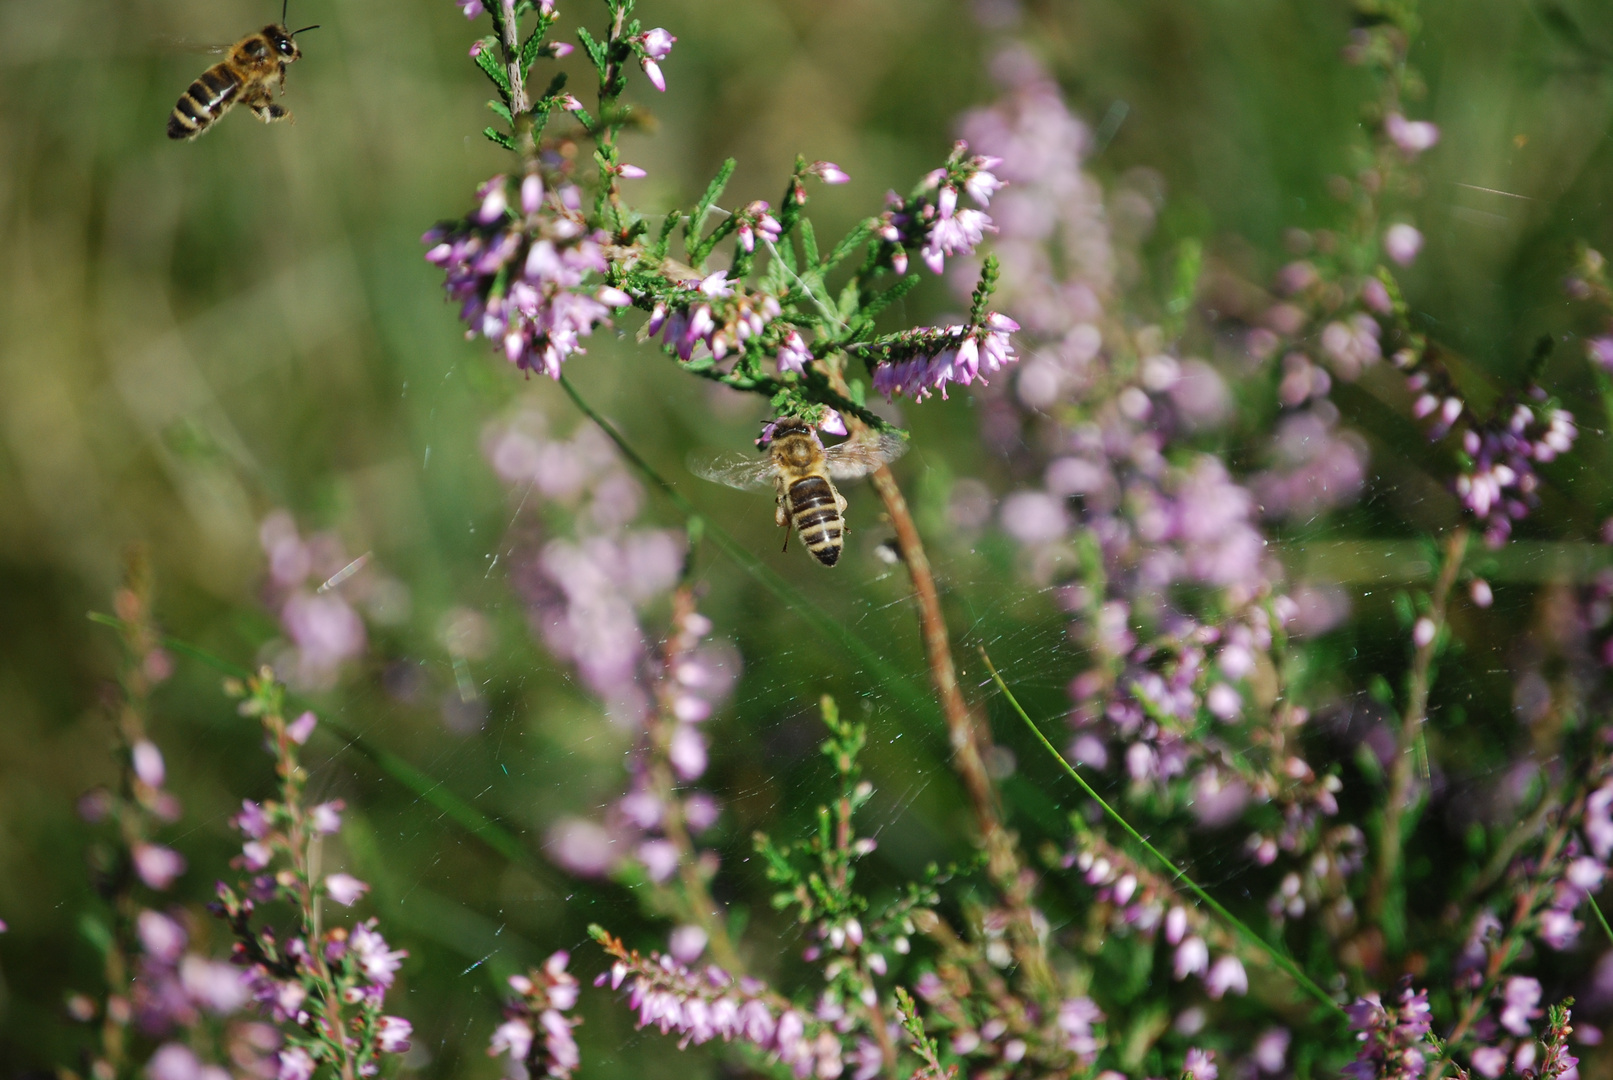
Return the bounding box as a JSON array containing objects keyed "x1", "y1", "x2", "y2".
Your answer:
[
  {"x1": 557, "y1": 375, "x2": 938, "y2": 725},
  {"x1": 979, "y1": 648, "x2": 1347, "y2": 1021}
]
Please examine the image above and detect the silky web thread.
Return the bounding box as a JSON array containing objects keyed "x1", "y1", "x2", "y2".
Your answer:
[{"x1": 979, "y1": 647, "x2": 1349, "y2": 1021}]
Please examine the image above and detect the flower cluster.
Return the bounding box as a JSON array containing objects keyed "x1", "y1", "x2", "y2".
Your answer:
[
  {"x1": 486, "y1": 407, "x2": 686, "y2": 723},
  {"x1": 875, "y1": 142, "x2": 1003, "y2": 276},
  {"x1": 210, "y1": 673, "x2": 412, "y2": 1080},
  {"x1": 1343, "y1": 982, "x2": 1434, "y2": 1080},
  {"x1": 1392, "y1": 351, "x2": 1578, "y2": 548},
  {"x1": 594, "y1": 931, "x2": 843, "y2": 1079},
  {"x1": 425, "y1": 175, "x2": 630, "y2": 379},
  {"x1": 258, "y1": 510, "x2": 402, "y2": 690},
  {"x1": 858, "y1": 312, "x2": 1020, "y2": 402},
  {"x1": 488, "y1": 952, "x2": 583, "y2": 1079}
]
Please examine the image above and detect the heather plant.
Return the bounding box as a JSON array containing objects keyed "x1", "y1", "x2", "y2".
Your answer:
[{"x1": 18, "y1": 0, "x2": 1613, "y2": 1079}]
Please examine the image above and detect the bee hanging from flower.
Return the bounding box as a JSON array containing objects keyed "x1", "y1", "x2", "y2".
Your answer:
[
  {"x1": 690, "y1": 418, "x2": 906, "y2": 567},
  {"x1": 167, "y1": 1, "x2": 319, "y2": 140}
]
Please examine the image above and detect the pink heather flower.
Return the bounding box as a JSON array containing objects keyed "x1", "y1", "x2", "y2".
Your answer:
[
  {"x1": 1362, "y1": 276, "x2": 1393, "y2": 314},
  {"x1": 1253, "y1": 1029, "x2": 1290, "y2": 1074},
  {"x1": 281, "y1": 593, "x2": 368, "y2": 682},
  {"x1": 350, "y1": 919, "x2": 407, "y2": 987},
  {"x1": 1384, "y1": 223, "x2": 1424, "y2": 266},
  {"x1": 0, "y1": 919, "x2": 7, "y2": 933},
  {"x1": 1173, "y1": 936, "x2": 1209, "y2": 979},
  {"x1": 684, "y1": 793, "x2": 720, "y2": 832},
  {"x1": 668, "y1": 725, "x2": 708, "y2": 780},
  {"x1": 277, "y1": 1047, "x2": 315, "y2": 1080},
  {"x1": 922, "y1": 202, "x2": 994, "y2": 274},
  {"x1": 1184, "y1": 1048, "x2": 1218, "y2": 1080},
  {"x1": 1001, "y1": 490, "x2": 1069, "y2": 545},
  {"x1": 1470, "y1": 578, "x2": 1493, "y2": 608},
  {"x1": 1413, "y1": 617, "x2": 1436, "y2": 649},
  {"x1": 1385, "y1": 112, "x2": 1440, "y2": 156},
  {"x1": 641, "y1": 60, "x2": 665, "y2": 92},
  {"x1": 490, "y1": 1018, "x2": 534, "y2": 1061},
  {"x1": 1471, "y1": 1046, "x2": 1507, "y2": 1078},
  {"x1": 1588, "y1": 336, "x2": 1613, "y2": 372},
  {"x1": 132, "y1": 740, "x2": 166, "y2": 788},
  {"x1": 136, "y1": 909, "x2": 188, "y2": 964},
  {"x1": 806, "y1": 161, "x2": 851, "y2": 184},
  {"x1": 639, "y1": 27, "x2": 676, "y2": 60},
  {"x1": 1500, "y1": 976, "x2": 1542, "y2": 1035},
  {"x1": 1205, "y1": 955, "x2": 1248, "y2": 998},
  {"x1": 133, "y1": 844, "x2": 186, "y2": 890},
  {"x1": 241, "y1": 841, "x2": 272, "y2": 871},
  {"x1": 377, "y1": 1015, "x2": 413, "y2": 1054},
  {"x1": 776, "y1": 330, "x2": 812, "y2": 374},
  {"x1": 818, "y1": 410, "x2": 848, "y2": 437},
  {"x1": 287, "y1": 711, "x2": 318, "y2": 744},
  {"x1": 179, "y1": 956, "x2": 250, "y2": 1013},
  {"x1": 1206, "y1": 682, "x2": 1241, "y2": 721},
  {"x1": 324, "y1": 873, "x2": 370, "y2": 907},
  {"x1": 556, "y1": 93, "x2": 583, "y2": 112},
  {"x1": 615, "y1": 164, "x2": 648, "y2": 179},
  {"x1": 669, "y1": 924, "x2": 708, "y2": 963},
  {"x1": 547, "y1": 818, "x2": 618, "y2": 877},
  {"x1": 234, "y1": 799, "x2": 271, "y2": 839},
  {"x1": 456, "y1": 0, "x2": 485, "y2": 17},
  {"x1": 310, "y1": 800, "x2": 344, "y2": 834},
  {"x1": 149, "y1": 1044, "x2": 203, "y2": 1080},
  {"x1": 638, "y1": 838, "x2": 679, "y2": 882}
]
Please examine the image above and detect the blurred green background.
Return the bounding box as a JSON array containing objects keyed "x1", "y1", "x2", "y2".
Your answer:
[{"x1": 6, "y1": 0, "x2": 1613, "y2": 1074}]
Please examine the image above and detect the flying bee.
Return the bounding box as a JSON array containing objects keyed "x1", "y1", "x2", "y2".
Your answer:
[
  {"x1": 690, "y1": 419, "x2": 907, "y2": 567},
  {"x1": 167, "y1": 2, "x2": 318, "y2": 141}
]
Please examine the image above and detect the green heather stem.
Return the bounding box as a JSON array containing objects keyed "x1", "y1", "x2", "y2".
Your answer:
[
  {"x1": 1368, "y1": 526, "x2": 1468, "y2": 936},
  {"x1": 980, "y1": 648, "x2": 1347, "y2": 1021}
]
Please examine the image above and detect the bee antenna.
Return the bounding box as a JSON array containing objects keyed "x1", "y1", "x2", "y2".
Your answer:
[
  {"x1": 282, "y1": 0, "x2": 288, "y2": 25},
  {"x1": 292, "y1": 24, "x2": 321, "y2": 35}
]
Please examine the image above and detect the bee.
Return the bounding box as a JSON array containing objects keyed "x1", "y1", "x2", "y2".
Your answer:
[
  {"x1": 167, "y1": 3, "x2": 318, "y2": 141},
  {"x1": 691, "y1": 419, "x2": 907, "y2": 567}
]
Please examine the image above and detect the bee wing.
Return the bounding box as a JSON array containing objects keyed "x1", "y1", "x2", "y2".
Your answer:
[
  {"x1": 823, "y1": 432, "x2": 909, "y2": 482},
  {"x1": 154, "y1": 36, "x2": 231, "y2": 54},
  {"x1": 687, "y1": 449, "x2": 780, "y2": 491}
]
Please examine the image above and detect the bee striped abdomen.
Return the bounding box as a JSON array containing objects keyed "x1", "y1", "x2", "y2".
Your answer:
[
  {"x1": 787, "y1": 475, "x2": 845, "y2": 566},
  {"x1": 168, "y1": 63, "x2": 242, "y2": 140}
]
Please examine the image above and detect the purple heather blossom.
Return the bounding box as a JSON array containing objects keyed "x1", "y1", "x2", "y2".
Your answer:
[
  {"x1": 669, "y1": 925, "x2": 708, "y2": 964},
  {"x1": 133, "y1": 843, "x2": 186, "y2": 890},
  {"x1": 1500, "y1": 976, "x2": 1543, "y2": 1036},
  {"x1": 1587, "y1": 336, "x2": 1613, "y2": 372},
  {"x1": 868, "y1": 314, "x2": 1020, "y2": 401},
  {"x1": 137, "y1": 910, "x2": 188, "y2": 964},
  {"x1": 1384, "y1": 223, "x2": 1424, "y2": 266},
  {"x1": 1385, "y1": 112, "x2": 1440, "y2": 156},
  {"x1": 287, "y1": 710, "x2": 317, "y2": 744},
  {"x1": 324, "y1": 873, "x2": 369, "y2": 907},
  {"x1": 736, "y1": 200, "x2": 783, "y2": 254},
  {"x1": 1253, "y1": 1029, "x2": 1290, "y2": 1074},
  {"x1": 425, "y1": 178, "x2": 629, "y2": 379},
  {"x1": 376, "y1": 1015, "x2": 413, "y2": 1054},
  {"x1": 132, "y1": 740, "x2": 166, "y2": 788},
  {"x1": 277, "y1": 1047, "x2": 315, "y2": 1080},
  {"x1": 805, "y1": 161, "x2": 851, "y2": 185},
  {"x1": 350, "y1": 918, "x2": 407, "y2": 988},
  {"x1": 546, "y1": 817, "x2": 617, "y2": 876},
  {"x1": 1471, "y1": 579, "x2": 1494, "y2": 608},
  {"x1": 1205, "y1": 955, "x2": 1248, "y2": 999},
  {"x1": 310, "y1": 800, "x2": 344, "y2": 834},
  {"x1": 455, "y1": 0, "x2": 484, "y2": 17},
  {"x1": 1183, "y1": 1047, "x2": 1218, "y2": 1080},
  {"x1": 1344, "y1": 983, "x2": 1433, "y2": 1080},
  {"x1": 635, "y1": 28, "x2": 675, "y2": 91}
]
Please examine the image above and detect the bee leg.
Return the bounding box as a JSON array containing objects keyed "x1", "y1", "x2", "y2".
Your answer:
[{"x1": 781, "y1": 529, "x2": 790, "y2": 554}]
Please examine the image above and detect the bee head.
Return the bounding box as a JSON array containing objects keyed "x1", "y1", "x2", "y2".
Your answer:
[{"x1": 262, "y1": 25, "x2": 302, "y2": 59}]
